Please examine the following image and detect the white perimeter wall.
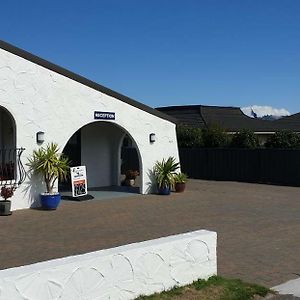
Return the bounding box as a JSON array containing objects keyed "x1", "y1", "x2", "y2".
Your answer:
[
  {"x1": 0, "y1": 48, "x2": 179, "y2": 210},
  {"x1": 0, "y1": 230, "x2": 217, "y2": 300}
]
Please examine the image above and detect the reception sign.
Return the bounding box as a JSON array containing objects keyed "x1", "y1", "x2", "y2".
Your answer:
[
  {"x1": 94, "y1": 111, "x2": 115, "y2": 120},
  {"x1": 70, "y1": 166, "x2": 88, "y2": 197}
]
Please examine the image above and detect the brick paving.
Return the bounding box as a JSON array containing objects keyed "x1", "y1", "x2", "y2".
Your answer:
[{"x1": 0, "y1": 179, "x2": 300, "y2": 287}]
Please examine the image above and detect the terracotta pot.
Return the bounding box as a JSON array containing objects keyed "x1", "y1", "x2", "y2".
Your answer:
[
  {"x1": 125, "y1": 179, "x2": 135, "y2": 186},
  {"x1": 175, "y1": 182, "x2": 186, "y2": 193}
]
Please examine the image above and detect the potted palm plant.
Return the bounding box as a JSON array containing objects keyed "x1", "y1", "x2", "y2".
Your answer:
[
  {"x1": 174, "y1": 172, "x2": 188, "y2": 193},
  {"x1": 27, "y1": 143, "x2": 69, "y2": 210},
  {"x1": 0, "y1": 185, "x2": 15, "y2": 216},
  {"x1": 153, "y1": 157, "x2": 180, "y2": 195}
]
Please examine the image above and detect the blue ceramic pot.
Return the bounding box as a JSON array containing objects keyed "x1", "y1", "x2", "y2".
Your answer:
[
  {"x1": 158, "y1": 186, "x2": 171, "y2": 195},
  {"x1": 40, "y1": 193, "x2": 61, "y2": 210}
]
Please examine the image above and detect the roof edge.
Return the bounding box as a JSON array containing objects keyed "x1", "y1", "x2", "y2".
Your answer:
[
  {"x1": 156, "y1": 104, "x2": 242, "y2": 110},
  {"x1": 0, "y1": 40, "x2": 175, "y2": 123}
]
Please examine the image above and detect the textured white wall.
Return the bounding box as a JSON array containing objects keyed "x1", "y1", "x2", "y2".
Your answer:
[
  {"x1": 0, "y1": 230, "x2": 217, "y2": 300},
  {"x1": 0, "y1": 48, "x2": 179, "y2": 210}
]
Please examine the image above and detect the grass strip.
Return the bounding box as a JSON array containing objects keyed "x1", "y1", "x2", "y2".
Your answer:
[{"x1": 136, "y1": 275, "x2": 270, "y2": 300}]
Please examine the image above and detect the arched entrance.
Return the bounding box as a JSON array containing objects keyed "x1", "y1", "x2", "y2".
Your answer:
[{"x1": 59, "y1": 121, "x2": 141, "y2": 194}]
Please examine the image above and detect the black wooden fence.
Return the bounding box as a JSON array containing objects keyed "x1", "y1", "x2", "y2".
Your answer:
[{"x1": 179, "y1": 148, "x2": 300, "y2": 187}]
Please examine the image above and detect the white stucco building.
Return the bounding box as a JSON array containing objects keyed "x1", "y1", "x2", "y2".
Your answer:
[{"x1": 0, "y1": 40, "x2": 179, "y2": 210}]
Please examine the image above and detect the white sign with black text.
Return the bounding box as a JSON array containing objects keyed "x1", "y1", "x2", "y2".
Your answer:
[{"x1": 70, "y1": 166, "x2": 88, "y2": 197}]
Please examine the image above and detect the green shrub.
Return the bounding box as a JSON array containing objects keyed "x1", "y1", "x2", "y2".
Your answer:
[
  {"x1": 202, "y1": 125, "x2": 229, "y2": 148},
  {"x1": 265, "y1": 130, "x2": 300, "y2": 149},
  {"x1": 230, "y1": 129, "x2": 259, "y2": 149},
  {"x1": 174, "y1": 172, "x2": 188, "y2": 183},
  {"x1": 176, "y1": 125, "x2": 203, "y2": 148}
]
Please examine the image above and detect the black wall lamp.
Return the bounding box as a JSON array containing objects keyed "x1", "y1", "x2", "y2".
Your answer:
[
  {"x1": 149, "y1": 133, "x2": 156, "y2": 143},
  {"x1": 36, "y1": 131, "x2": 45, "y2": 144}
]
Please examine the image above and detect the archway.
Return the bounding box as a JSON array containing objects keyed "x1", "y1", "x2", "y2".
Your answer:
[{"x1": 59, "y1": 121, "x2": 141, "y2": 195}]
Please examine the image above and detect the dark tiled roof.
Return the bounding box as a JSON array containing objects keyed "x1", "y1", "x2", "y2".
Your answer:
[
  {"x1": 0, "y1": 40, "x2": 175, "y2": 123},
  {"x1": 157, "y1": 105, "x2": 206, "y2": 128},
  {"x1": 275, "y1": 113, "x2": 300, "y2": 129},
  {"x1": 156, "y1": 105, "x2": 300, "y2": 132}
]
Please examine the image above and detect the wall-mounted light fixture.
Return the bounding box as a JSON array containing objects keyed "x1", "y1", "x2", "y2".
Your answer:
[
  {"x1": 149, "y1": 133, "x2": 156, "y2": 143},
  {"x1": 36, "y1": 131, "x2": 45, "y2": 144}
]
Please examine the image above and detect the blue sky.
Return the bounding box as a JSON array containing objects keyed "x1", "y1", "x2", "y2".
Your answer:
[{"x1": 1, "y1": 0, "x2": 300, "y2": 113}]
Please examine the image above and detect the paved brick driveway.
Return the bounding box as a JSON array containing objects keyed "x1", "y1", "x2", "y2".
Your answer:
[{"x1": 0, "y1": 179, "x2": 299, "y2": 287}]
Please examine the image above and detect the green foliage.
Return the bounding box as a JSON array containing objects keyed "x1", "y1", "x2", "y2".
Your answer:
[
  {"x1": 230, "y1": 129, "x2": 260, "y2": 149},
  {"x1": 176, "y1": 125, "x2": 203, "y2": 148},
  {"x1": 135, "y1": 275, "x2": 270, "y2": 300},
  {"x1": 136, "y1": 286, "x2": 184, "y2": 300},
  {"x1": 153, "y1": 157, "x2": 180, "y2": 189},
  {"x1": 27, "y1": 143, "x2": 70, "y2": 194},
  {"x1": 193, "y1": 276, "x2": 269, "y2": 299},
  {"x1": 265, "y1": 130, "x2": 300, "y2": 149},
  {"x1": 202, "y1": 125, "x2": 229, "y2": 148},
  {"x1": 174, "y1": 172, "x2": 188, "y2": 183}
]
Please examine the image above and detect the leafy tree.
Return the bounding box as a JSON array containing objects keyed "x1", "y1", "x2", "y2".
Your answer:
[
  {"x1": 176, "y1": 125, "x2": 203, "y2": 148},
  {"x1": 230, "y1": 129, "x2": 259, "y2": 149},
  {"x1": 202, "y1": 125, "x2": 229, "y2": 148},
  {"x1": 265, "y1": 130, "x2": 300, "y2": 149}
]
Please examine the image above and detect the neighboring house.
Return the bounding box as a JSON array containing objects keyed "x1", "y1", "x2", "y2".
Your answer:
[
  {"x1": 0, "y1": 40, "x2": 179, "y2": 210},
  {"x1": 157, "y1": 105, "x2": 300, "y2": 144}
]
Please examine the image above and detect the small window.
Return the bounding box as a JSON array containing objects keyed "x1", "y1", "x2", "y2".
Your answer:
[{"x1": 0, "y1": 107, "x2": 25, "y2": 186}]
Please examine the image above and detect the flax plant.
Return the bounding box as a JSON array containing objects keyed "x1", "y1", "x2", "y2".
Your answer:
[
  {"x1": 154, "y1": 157, "x2": 180, "y2": 189},
  {"x1": 27, "y1": 143, "x2": 69, "y2": 194}
]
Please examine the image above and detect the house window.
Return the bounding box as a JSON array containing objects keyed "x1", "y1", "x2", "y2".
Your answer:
[{"x1": 0, "y1": 107, "x2": 25, "y2": 186}]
